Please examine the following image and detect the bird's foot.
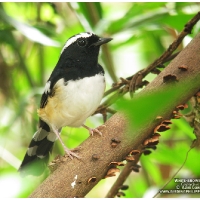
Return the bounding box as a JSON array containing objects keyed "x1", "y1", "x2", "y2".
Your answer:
[
  {"x1": 64, "y1": 147, "x2": 80, "y2": 160},
  {"x1": 82, "y1": 124, "x2": 106, "y2": 136}
]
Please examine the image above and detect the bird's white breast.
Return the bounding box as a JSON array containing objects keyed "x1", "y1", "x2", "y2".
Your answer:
[{"x1": 38, "y1": 74, "x2": 105, "y2": 129}]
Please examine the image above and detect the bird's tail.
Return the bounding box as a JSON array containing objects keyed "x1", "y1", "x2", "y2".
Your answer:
[{"x1": 19, "y1": 119, "x2": 57, "y2": 176}]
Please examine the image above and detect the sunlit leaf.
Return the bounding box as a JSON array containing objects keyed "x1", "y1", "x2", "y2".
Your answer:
[{"x1": 0, "y1": 7, "x2": 60, "y2": 47}]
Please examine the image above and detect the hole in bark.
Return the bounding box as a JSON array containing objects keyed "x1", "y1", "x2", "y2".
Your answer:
[
  {"x1": 88, "y1": 177, "x2": 97, "y2": 183},
  {"x1": 163, "y1": 74, "x2": 178, "y2": 82}
]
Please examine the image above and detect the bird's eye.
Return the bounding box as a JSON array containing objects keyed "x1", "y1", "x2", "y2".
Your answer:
[{"x1": 77, "y1": 39, "x2": 87, "y2": 47}]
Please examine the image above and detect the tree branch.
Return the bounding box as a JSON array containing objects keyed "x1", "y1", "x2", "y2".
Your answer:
[{"x1": 29, "y1": 31, "x2": 200, "y2": 197}]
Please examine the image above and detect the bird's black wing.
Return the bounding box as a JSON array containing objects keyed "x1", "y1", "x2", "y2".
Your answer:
[
  {"x1": 40, "y1": 67, "x2": 64, "y2": 108},
  {"x1": 40, "y1": 66, "x2": 79, "y2": 109}
]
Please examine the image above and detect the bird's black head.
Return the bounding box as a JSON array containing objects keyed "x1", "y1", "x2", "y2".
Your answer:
[{"x1": 58, "y1": 32, "x2": 112, "y2": 70}]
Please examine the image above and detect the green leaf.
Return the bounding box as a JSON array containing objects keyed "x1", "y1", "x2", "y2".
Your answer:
[
  {"x1": 117, "y1": 73, "x2": 200, "y2": 140},
  {"x1": 156, "y1": 14, "x2": 196, "y2": 31},
  {"x1": 0, "y1": 7, "x2": 60, "y2": 47},
  {"x1": 76, "y1": 2, "x2": 103, "y2": 29},
  {"x1": 106, "y1": 7, "x2": 169, "y2": 34}
]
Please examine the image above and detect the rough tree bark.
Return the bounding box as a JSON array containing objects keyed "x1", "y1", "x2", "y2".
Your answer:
[{"x1": 30, "y1": 32, "x2": 200, "y2": 197}]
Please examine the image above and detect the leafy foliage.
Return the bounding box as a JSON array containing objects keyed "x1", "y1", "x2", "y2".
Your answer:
[{"x1": 0, "y1": 2, "x2": 200, "y2": 198}]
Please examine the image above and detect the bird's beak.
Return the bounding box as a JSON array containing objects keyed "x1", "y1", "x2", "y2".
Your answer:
[{"x1": 91, "y1": 37, "x2": 113, "y2": 47}]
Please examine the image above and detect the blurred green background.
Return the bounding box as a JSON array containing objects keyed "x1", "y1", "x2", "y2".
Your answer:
[{"x1": 0, "y1": 2, "x2": 200, "y2": 198}]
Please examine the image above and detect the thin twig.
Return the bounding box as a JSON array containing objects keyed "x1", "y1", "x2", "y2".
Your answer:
[
  {"x1": 153, "y1": 143, "x2": 194, "y2": 198},
  {"x1": 129, "y1": 11, "x2": 200, "y2": 94},
  {"x1": 95, "y1": 11, "x2": 200, "y2": 116}
]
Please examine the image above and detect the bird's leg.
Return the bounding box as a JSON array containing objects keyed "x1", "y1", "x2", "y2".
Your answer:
[
  {"x1": 82, "y1": 124, "x2": 105, "y2": 136},
  {"x1": 51, "y1": 127, "x2": 80, "y2": 159}
]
